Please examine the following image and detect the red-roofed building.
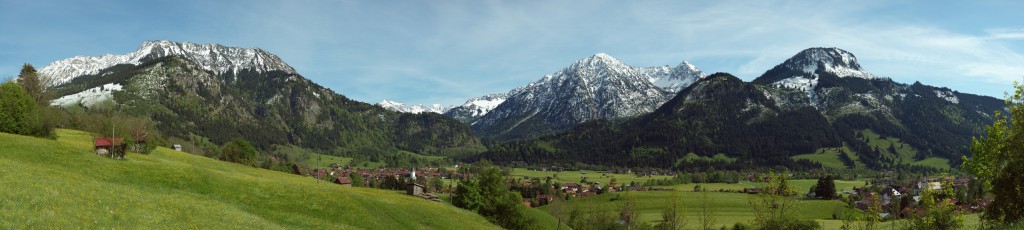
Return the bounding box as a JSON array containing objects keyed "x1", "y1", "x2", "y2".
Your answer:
[
  {"x1": 335, "y1": 177, "x2": 353, "y2": 187},
  {"x1": 94, "y1": 138, "x2": 125, "y2": 158}
]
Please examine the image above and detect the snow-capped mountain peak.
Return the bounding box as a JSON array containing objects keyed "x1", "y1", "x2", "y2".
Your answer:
[
  {"x1": 567, "y1": 53, "x2": 629, "y2": 71},
  {"x1": 40, "y1": 40, "x2": 296, "y2": 86},
  {"x1": 456, "y1": 94, "x2": 508, "y2": 117},
  {"x1": 468, "y1": 53, "x2": 706, "y2": 139},
  {"x1": 649, "y1": 60, "x2": 707, "y2": 92},
  {"x1": 378, "y1": 100, "x2": 451, "y2": 114},
  {"x1": 782, "y1": 47, "x2": 875, "y2": 79}
]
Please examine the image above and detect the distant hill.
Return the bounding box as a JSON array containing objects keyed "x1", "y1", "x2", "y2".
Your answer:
[{"x1": 0, "y1": 129, "x2": 499, "y2": 229}]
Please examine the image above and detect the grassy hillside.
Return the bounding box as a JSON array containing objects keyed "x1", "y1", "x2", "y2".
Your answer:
[
  {"x1": 0, "y1": 129, "x2": 498, "y2": 229},
  {"x1": 790, "y1": 145, "x2": 863, "y2": 169},
  {"x1": 861, "y1": 130, "x2": 951, "y2": 170}
]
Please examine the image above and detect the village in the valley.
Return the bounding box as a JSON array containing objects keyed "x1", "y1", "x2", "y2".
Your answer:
[{"x1": 288, "y1": 156, "x2": 989, "y2": 218}]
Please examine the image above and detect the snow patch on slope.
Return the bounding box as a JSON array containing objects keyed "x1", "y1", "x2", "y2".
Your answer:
[
  {"x1": 50, "y1": 83, "x2": 123, "y2": 107},
  {"x1": 934, "y1": 90, "x2": 960, "y2": 104},
  {"x1": 772, "y1": 76, "x2": 819, "y2": 105}
]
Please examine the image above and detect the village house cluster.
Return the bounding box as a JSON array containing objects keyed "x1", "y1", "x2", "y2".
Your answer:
[
  {"x1": 848, "y1": 176, "x2": 987, "y2": 218},
  {"x1": 293, "y1": 163, "x2": 472, "y2": 202}
]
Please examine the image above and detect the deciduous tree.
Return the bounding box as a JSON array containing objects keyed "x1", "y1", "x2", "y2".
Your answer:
[
  {"x1": 0, "y1": 82, "x2": 33, "y2": 135},
  {"x1": 750, "y1": 171, "x2": 819, "y2": 230},
  {"x1": 660, "y1": 190, "x2": 686, "y2": 230},
  {"x1": 963, "y1": 81, "x2": 1024, "y2": 224}
]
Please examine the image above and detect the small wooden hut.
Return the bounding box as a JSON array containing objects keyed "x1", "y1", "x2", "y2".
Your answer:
[{"x1": 94, "y1": 138, "x2": 126, "y2": 159}]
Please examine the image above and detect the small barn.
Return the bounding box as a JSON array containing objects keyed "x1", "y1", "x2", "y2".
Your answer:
[
  {"x1": 335, "y1": 177, "x2": 353, "y2": 187},
  {"x1": 407, "y1": 183, "x2": 426, "y2": 196},
  {"x1": 172, "y1": 144, "x2": 183, "y2": 151},
  {"x1": 94, "y1": 138, "x2": 126, "y2": 159}
]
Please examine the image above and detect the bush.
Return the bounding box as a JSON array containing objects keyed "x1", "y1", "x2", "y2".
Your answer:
[{"x1": 221, "y1": 138, "x2": 259, "y2": 166}]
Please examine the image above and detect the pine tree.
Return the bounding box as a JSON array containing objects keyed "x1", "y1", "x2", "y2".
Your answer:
[{"x1": 16, "y1": 64, "x2": 46, "y2": 106}]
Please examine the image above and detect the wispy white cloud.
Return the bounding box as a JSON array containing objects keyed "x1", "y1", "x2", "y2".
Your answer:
[{"x1": 986, "y1": 28, "x2": 1024, "y2": 40}]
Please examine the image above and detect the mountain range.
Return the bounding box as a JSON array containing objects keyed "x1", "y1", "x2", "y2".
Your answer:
[
  {"x1": 44, "y1": 40, "x2": 484, "y2": 156},
  {"x1": 470, "y1": 48, "x2": 1004, "y2": 171},
  {"x1": 381, "y1": 53, "x2": 706, "y2": 140},
  {"x1": 40, "y1": 41, "x2": 1004, "y2": 170}
]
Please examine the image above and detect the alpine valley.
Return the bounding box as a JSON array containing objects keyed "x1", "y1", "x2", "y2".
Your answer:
[{"x1": 43, "y1": 41, "x2": 1003, "y2": 171}]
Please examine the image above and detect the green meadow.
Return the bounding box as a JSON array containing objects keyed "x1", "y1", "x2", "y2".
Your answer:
[
  {"x1": 861, "y1": 130, "x2": 951, "y2": 170},
  {"x1": 539, "y1": 190, "x2": 982, "y2": 229},
  {"x1": 657, "y1": 179, "x2": 866, "y2": 194},
  {"x1": 539, "y1": 191, "x2": 857, "y2": 229},
  {"x1": 790, "y1": 145, "x2": 863, "y2": 169},
  {"x1": 791, "y1": 130, "x2": 952, "y2": 170},
  {"x1": 509, "y1": 168, "x2": 676, "y2": 186},
  {"x1": 0, "y1": 129, "x2": 498, "y2": 229}
]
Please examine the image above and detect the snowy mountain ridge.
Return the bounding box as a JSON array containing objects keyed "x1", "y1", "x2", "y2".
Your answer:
[
  {"x1": 40, "y1": 40, "x2": 296, "y2": 86},
  {"x1": 378, "y1": 100, "x2": 451, "y2": 114},
  {"x1": 781, "y1": 47, "x2": 876, "y2": 80},
  {"x1": 468, "y1": 53, "x2": 706, "y2": 140}
]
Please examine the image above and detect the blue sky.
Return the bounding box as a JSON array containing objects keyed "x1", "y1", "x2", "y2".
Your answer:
[{"x1": 2, "y1": 0, "x2": 1023, "y2": 106}]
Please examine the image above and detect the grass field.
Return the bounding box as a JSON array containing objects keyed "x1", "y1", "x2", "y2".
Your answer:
[
  {"x1": 657, "y1": 179, "x2": 866, "y2": 195},
  {"x1": 910, "y1": 157, "x2": 952, "y2": 169},
  {"x1": 273, "y1": 145, "x2": 387, "y2": 169},
  {"x1": 676, "y1": 153, "x2": 737, "y2": 165},
  {"x1": 539, "y1": 191, "x2": 859, "y2": 229},
  {"x1": 523, "y1": 206, "x2": 572, "y2": 229},
  {"x1": 0, "y1": 129, "x2": 498, "y2": 229},
  {"x1": 861, "y1": 130, "x2": 951, "y2": 170},
  {"x1": 861, "y1": 129, "x2": 917, "y2": 161},
  {"x1": 791, "y1": 145, "x2": 863, "y2": 169},
  {"x1": 509, "y1": 168, "x2": 676, "y2": 186},
  {"x1": 540, "y1": 190, "x2": 983, "y2": 229},
  {"x1": 792, "y1": 130, "x2": 952, "y2": 170}
]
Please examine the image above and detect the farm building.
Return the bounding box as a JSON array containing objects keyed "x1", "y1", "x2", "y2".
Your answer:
[
  {"x1": 94, "y1": 138, "x2": 126, "y2": 159},
  {"x1": 407, "y1": 183, "x2": 425, "y2": 196},
  {"x1": 335, "y1": 177, "x2": 353, "y2": 187}
]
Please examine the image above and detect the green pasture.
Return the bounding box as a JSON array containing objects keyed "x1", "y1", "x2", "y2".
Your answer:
[
  {"x1": 540, "y1": 191, "x2": 857, "y2": 229},
  {"x1": 791, "y1": 145, "x2": 863, "y2": 169},
  {"x1": 0, "y1": 129, "x2": 498, "y2": 229},
  {"x1": 509, "y1": 168, "x2": 676, "y2": 186},
  {"x1": 657, "y1": 179, "x2": 865, "y2": 194}
]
